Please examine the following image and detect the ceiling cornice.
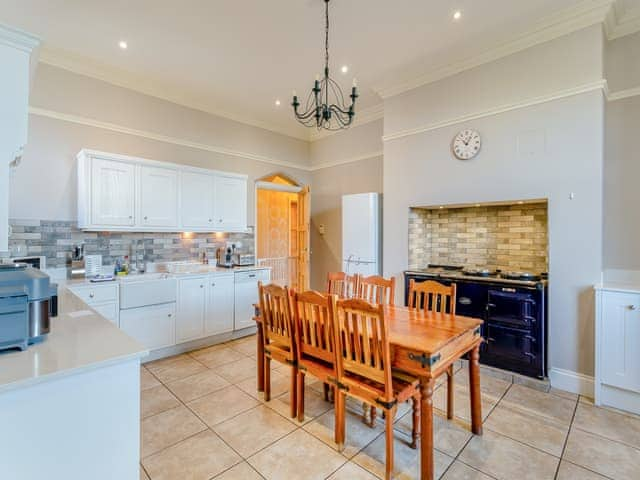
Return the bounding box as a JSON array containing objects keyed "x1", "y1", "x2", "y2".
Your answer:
[
  {"x1": 38, "y1": 46, "x2": 311, "y2": 142},
  {"x1": 308, "y1": 103, "x2": 384, "y2": 142},
  {"x1": 0, "y1": 22, "x2": 40, "y2": 52},
  {"x1": 372, "y1": 0, "x2": 615, "y2": 99},
  {"x1": 605, "y1": 1, "x2": 640, "y2": 39}
]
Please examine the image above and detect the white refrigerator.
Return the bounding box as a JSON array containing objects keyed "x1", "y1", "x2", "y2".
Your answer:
[{"x1": 342, "y1": 193, "x2": 381, "y2": 276}]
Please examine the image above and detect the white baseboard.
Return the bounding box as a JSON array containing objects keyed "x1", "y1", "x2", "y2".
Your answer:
[{"x1": 549, "y1": 367, "x2": 594, "y2": 397}]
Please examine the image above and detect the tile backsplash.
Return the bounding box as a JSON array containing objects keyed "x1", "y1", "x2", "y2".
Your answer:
[
  {"x1": 2, "y1": 219, "x2": 254, "y2": 269},
  {"x1": 409, "y1": 203, "x2": 548, "y2": 272}
]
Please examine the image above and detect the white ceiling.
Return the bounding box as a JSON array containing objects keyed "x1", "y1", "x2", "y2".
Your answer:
[{"x1": 0, "y1": 0, "x2": 636, "y2": 140}]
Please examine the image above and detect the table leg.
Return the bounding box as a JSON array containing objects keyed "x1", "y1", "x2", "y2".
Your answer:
[
  {"x1": 446, "y1": 364, "x2": 454, "y2": 420},
  {"x1": 468, "y1": 345, "x2": 483, "y2": 435},
  {"x1": 419, "y1": 376, "x2": 435, "y2": 480},
  {"x1": 257, "y1": 324, "x2": 264, "y2": 392}
]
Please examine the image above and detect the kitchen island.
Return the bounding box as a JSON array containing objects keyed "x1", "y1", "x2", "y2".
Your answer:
[{"x1": 0, "y1": 285, "x2": 148, "y2": 480}]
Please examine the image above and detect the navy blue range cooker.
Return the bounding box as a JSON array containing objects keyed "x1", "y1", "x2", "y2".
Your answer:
[{"x1": 404, "y1": 265, "x2": 548, "y2": 379}]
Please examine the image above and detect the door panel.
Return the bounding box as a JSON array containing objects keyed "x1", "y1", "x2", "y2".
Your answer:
[
  {"x1": 140, "y1": 166, "x2": 178, "y2": 228},
  {"x1": 91, "y1": 158, "x2": 135, "y2": 226},
  {"x1": 297, "y1": 186, "x2": 310, "y2": 290},
  {"x1": 214, "y1": 175, "x2": 247, "y2": 231},
  {"x1": 176, "y1": 277, "x2": 206, "y2": 343},
  {"x1": 601, "y1": 292, "x2": 640, "y2": 392},
  {"x1": 206, "y1": 274, "x2": 234, "y2": 336},
  {"x1": 182, "y1": 172, "x2": 214, "y2": 229},
  {"x1": 120, "y1": 303, "x2": 175, "y2": 350}
]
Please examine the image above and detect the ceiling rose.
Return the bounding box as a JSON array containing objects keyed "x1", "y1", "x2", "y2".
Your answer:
[{"x1": 292, "y1": 0, "x2": 358, "y2": 131}]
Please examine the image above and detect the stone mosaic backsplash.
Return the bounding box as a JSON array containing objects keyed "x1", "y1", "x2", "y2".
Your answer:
[
  {"x1": 2, "y1": 219, "x2": 254, "y2": 269},
  {"x1": 409, "y1": 203, "x2": 548, "y2": 273}
]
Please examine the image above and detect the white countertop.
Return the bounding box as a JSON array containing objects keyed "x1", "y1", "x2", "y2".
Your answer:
[
  {"x1": 0, "y1": 286, "x2": 148, "y2": 394},
  {"x1": 63, "y1": 264, "x2": 270, "y2": 287},
  {"x1": 594, "y1": 282, "x2": 640, "y2": 294}
]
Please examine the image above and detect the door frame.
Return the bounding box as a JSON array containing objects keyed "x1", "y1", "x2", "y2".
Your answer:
[{"x1": 254, "y1": 180, "x2": 305, "y2": 287}]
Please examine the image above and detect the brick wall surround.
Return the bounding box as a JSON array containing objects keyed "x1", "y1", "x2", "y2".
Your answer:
[{"x1": 408, "y1": 203, "x2": 548, "y2": 273}]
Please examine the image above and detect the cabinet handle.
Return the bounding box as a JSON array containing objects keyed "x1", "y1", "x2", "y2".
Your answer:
[
  {"x1": 208, "y1": 219, "x2": 212, "y2": 222},
  {"x1": 168, "y1": 313, "x2": 172, "y2": 317},
  {"x1": 629, "y1": 305, "x2": 637, "y2": 310},
  {"x1": 211, "y1": 283, "x2": 216, "y2": 287},
  {"x1": 249, "y1": 274, "x2": 256, "y2": 278},
  {"x1": 128, "y1": 215, "x2": 133, "y2": 219},
  {"x1": 89, "y1": 293, "x2": 95, "y2": 298},
  {"x1": 200, "y1": 285, "x2": 204, "y2": 288},
  {"x1": 144, "y1": 216, "x2": 148, "y2": 220},
  {"x1": 219, "y1": 218, "x2": 223, "y2": 223}
]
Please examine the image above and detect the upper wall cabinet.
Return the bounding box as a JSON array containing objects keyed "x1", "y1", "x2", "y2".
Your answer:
[
  {"x1": 139, "y1": 166, "x2": 179, "y2": 228},
  {"x1": 77, "y1": 150, "x2": 248, "y2": 233}
]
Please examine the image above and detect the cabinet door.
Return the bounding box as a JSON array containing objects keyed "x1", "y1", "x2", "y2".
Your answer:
[
  {"x1": 176, "y1": 276, "x2": 207, "y2": 343},
  {"x1": 120, "y1": 303, "x2": 175, "y2": 350},
  {"x1": 213, "y1": 175, "x2": 247, "y2": 232},
  {"x1": 91, "y1": 158, "x2": 136, "y2": 226},
  {"x1": 234, "y1": 270, "x2": 270, "y2": 330},
  {"x1": 140, "y1": 166, "x2": 178, "y2": 228},
  {"x1": 206, "y1": 274, "x2": 234, "y2": 336},
  {"x1": 181, "y1": 172, "x2": 215, "y2": 229},
  {"x1": 601, "y1": 292, "x2": 640, "y2": 393}
]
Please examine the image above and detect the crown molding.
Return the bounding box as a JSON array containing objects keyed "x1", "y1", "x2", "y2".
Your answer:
[
  {"x1": 605, "y1": 2, "x2": 640, "y2": 39},
  {"x1": 0, "y1": 23, "x2": 40, "y2": 52},
  {"x1": 309, "y1": 150, "x2": 383, "y2": 172},
  {"x1": 308, "y1": 103, "x2": 384, "y2": 142},
  {"x1": 38, "y1": 47, "x2": 310, "y2": 142},
  {"x1": 382, "y1": 80, "x2": 608, "y2": 143},
  {"x1": 373, "y1": 0, "x2": 614, "y2": 99},
  {"x1": 608, "y1": 85, "x2": 640, "y2": 101},
  {"x1": 28, "y1": 106, "x2": 312, "y2": 171}
]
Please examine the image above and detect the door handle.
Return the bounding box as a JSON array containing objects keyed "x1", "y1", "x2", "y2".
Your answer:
[
  {"x1": 628, "y1": 305, "x2": 637, "y2": 310},
  {"x1": 144, "y1": 216, "x2": 148, "y2": 220},
  {"x1": 200, "y1": 285, "x2": 204, "y2": 288}
]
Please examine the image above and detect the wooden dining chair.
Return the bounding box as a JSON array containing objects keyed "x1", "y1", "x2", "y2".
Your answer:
[
  {"x1": 407, "y1": 279, "x2": 457, "y2": 419},
  {"x1": 333, "y1": 298, "x2": 420, "y2": 480},
  {"x1": 257, "y1": 282, "x2": 298, "y2": 418},
  {"x1": 326, "y1": 272, "x2": 359, "y2": 298},
  {"x1": 292, "y1": 290, "x2": 339, "y2": 424},
  {"x1": 357, "y1": 275, "x2": 396, "y2": 305}
]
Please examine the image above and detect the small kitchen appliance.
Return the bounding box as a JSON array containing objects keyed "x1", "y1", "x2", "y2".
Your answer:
[
  {"x1": 0, "y1": 264, "x2": 58, "y2": 351},
  {"x1": 232, "y1": 253, "x2": 255, "y2": 267},
  {"x1": 216, "y1": 246, "x2": 234, "y2": 268}
]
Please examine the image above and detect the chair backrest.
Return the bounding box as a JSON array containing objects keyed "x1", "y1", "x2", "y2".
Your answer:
[
  {"x1": 258, "y1": 282, "x2": 296, "y2": 356},
  {"x1": 292, "y1": 290, "x2": 337, "y2": 365},
  {"x1": 326, "y1": 272, "x2": 359, "y2": 298},
  {"x1": 357, "y1": 275, "x2": 396, "y2": 306},
  {"x1": 408, "y1": 279, "x2": 456, "y2": 314},
  {"x1": 333, "y1": 298, "x2": 393, "y2": 402}
]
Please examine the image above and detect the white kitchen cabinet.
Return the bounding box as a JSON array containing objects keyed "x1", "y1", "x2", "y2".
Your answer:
[
  {"x1": 139, "y1": 166, "x2": 178, "y2": 228},
  {"x1": 595, "y1": 286, "x2": 640, "y2": 415},
  {"x1": 67, "y1": 283, "x2": 120, "y2": 326},
  {"x1": 176, "y1": 276, "x2": 207, "y2": 343},
  {"x1": 214, "y1": 175, "x2": 247, "y2": 232},
  {"x1": 120, "y1": 302, "x2": 176, "y2": 350},
  {"x1": 206, "y1": 273, "x2": 235, "y2": 336},
  {"x1": 0, "y1": 28, "x2": 37, "y2": 252},
  {"x1": 181, "y1": 171, "x2": 215, "y2": 229},
  {"x1": 90, "y1": 158, "x2": 136, "y2": 227},
  {"x1": 234, "y1": 269, "x2": 270, "y2": 330}
]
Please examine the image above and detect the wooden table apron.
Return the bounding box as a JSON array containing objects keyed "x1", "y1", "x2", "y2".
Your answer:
[{"x1": 254, "y1": 305, "x2": 484, "y2": 480}]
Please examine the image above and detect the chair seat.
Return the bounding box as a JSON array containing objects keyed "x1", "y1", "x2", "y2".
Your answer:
[{"x1": 341, "y1": 370, "x2": 419, "y2": 407}]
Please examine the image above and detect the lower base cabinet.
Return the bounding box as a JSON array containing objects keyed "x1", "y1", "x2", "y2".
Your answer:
[
  {"x1": 206, "y1": 273, "x2": 235, "y2": 336},
  {"x1": 176, "y1": 276, "x2": 207, "y2": 343},
  {"x1": 120, "y1": 303, "x2": 176, "y2": 350},
  {"x1": 234, "y1": 269, "x2": 270, "y2": 330}
]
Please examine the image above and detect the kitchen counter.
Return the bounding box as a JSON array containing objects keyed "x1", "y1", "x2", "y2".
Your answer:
[
  {"x1": 0, "y1": 285, "x2": 147, "y2": 393},
  {"x1": 0, "y1": 284, "x2": 147, "y2": 480}
]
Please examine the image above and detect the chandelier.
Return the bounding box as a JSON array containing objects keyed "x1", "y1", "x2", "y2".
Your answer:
[{"x1": 292, "y1": 0, "x2": 358, "y2": 131}]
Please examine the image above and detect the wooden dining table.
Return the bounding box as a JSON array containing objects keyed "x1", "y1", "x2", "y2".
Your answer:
[{"x1": 254, "y1": 304, "x2": 484, "y2": 480}]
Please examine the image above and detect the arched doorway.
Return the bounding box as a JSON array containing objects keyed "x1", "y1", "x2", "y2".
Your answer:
[{"x1": 255, "y1": 174, "x2": 310, "y2": 290}]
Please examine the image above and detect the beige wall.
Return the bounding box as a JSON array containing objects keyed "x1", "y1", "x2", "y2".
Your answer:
[
  {"x1": 310, "y1": 156, "x2": 383, "y2": 291},
  {"x1": 10, "y1": 64, "x2": 311, "y2": 224},
  {"x1": 603, "y1": 31, "x2": 640, "y2": 270},
  {"x1": 308, "y1": 120, "x2": 384, "y2": 291},
  {"x1": 383, "y1": 26, "x2": 605, "y2": 381}
]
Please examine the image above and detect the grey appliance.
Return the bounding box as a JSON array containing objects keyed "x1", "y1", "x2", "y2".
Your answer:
[{"x1": 0, "y1": 264, "x2": 58, "y2": 351}]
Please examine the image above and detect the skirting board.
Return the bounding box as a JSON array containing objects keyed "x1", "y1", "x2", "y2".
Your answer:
[{"x1": 549, "y1": 367, "x2": 594, "y2": 397}]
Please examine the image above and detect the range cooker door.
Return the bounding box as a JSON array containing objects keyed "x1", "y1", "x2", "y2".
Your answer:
[
  {"x1": 455, "y1": 281, "x2": 488, "y2": 318},
  {"x1": 484, "y1": 324, "x2": 539, "y2": 372},
  {"x1": 486, "y1": 288, "x2": 538, "y2": 329}
]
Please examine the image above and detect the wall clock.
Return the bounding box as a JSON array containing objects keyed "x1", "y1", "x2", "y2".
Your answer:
[{"x1": 452, "y1": 129, "x2": 481, "y2": 160}]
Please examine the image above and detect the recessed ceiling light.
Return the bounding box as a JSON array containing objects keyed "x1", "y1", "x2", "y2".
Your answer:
[
  {"x1": 341, "y1": 65, "x2": 349, "y2": 74},
  {"x1": 453, "y1": 10, "x2": 462, "y2": 21},
  {"x1": 118, "y1": 40, "x2": 128, "y2": 50},
  {"x1": 275, "y1": 99, "x2": 281, "y2": 106}
]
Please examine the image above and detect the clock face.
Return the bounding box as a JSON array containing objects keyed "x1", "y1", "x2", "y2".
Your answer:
[{"x1": 452, "y1": 129, "x2": 481, "y2": 160}]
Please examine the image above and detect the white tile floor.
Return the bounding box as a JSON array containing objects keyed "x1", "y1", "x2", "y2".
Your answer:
[{"x1": 140, "y1": 335, "x2": 640, "y2": 480}]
